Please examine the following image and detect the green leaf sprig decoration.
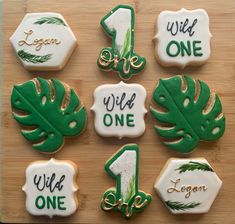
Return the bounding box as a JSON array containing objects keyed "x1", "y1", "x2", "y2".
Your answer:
[
  {"x1": 34, "y1": 17, "x2": 67, "y2": 26},
  {"x1": 125, "y1": 175, "x2": 136, "y2": 203},
  {"x1": 122, "y1": 28, "x2": 131, "y2": 58},
  {"x1": 150, "y1": 75, "x2": 225, "y2": 153},
  {"x1": 17, "y1": 50, "x2": 52, "y2": 64},
  {"x1": 175, "y1": 161, "x2": 214, "y2": 173},
  {"x1": 165, "y1": 201, "x2": 201, "y2": 211},
  {"x1": 11, "y1": 78, "x2": 87, "y2": 153}
]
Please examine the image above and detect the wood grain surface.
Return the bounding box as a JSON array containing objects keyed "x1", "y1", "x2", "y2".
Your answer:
[{"x1": 1, "y1": 0, "x2": 235, "y2": 223}]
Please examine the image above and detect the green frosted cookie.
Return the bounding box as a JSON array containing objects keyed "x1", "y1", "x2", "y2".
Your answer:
[
  {"x1": 11, "y1": 77, "x2": 87, "y2": 153},
  {"x1": 97, "y1": 5, "x2": 146, "y2": 80},
  {"x1": 150, "y1": 75, "x2": 225, "y2": 153}
]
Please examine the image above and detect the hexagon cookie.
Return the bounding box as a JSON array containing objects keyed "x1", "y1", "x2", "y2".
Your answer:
[
  {"x1": 10, "y1": 13, "x2": 77, "y2": 71},
  {"x1": 154, "y1": 158, "x2": 222, "y2": 214}
]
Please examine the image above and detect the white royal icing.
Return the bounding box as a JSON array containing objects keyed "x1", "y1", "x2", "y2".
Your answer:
[
  {"x1": 109, "y1": 149, "x2": 137, "y2": 200},
  {"x1": 154, "y1": 8, "x2": 212, "y2": 68},
  {"x1": 10, "y1": 13, "x2": 77, "y2": 71},
  {"x1": 154, "y1": 158, "x2": 222, "y2": 214},
  {"x1": 91, "y1": 82, "x2": 147, "y2": 139},
  {"x1": 104, "y1": 7, "x2": 132, "y2": 56},
  {"x1": 22, "y1": 158, "x2": 78, "y2": 218}
]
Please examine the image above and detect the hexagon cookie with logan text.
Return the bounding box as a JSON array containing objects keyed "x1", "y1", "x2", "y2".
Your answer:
[
  {"x1": 154, "y1": 158, "x2": 222, "y2": 214},
  {"x1": 10, "y1": 13, "x2": 77, "y2": 71}
]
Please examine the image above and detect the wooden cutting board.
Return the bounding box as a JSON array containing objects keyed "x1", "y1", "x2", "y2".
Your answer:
[{"x1": 1, "y1": 0, "x2": 235, "y2": 223}]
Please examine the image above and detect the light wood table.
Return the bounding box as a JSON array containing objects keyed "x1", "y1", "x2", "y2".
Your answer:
[{"x1": 1, "y1": 0, "x2": 235, "y2": 223}]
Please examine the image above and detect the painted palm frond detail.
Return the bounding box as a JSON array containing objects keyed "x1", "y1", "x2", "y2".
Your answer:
[
  {"x1": 175, "y1": 161, "x2": 214, "y2": 173},
  {"x1": 17, "y1": 50, "x2": 52, "y2": 64},
  {"x1": 125, "y1": 175, "x2": 136, "y2": 203},
  {"x1": 122, "y1": 28, "x2": 131, "y2": 58},
  {"x1": 113, "y1": 28, "x2": 131, "y2": 58},
  {"x1": 165, "y1": 200, "x2": 200, "y2": 211},
  {"x1": 150, "y1": 75, "x2": 225, "y2": 153},
  {"x1": 34, "y1": 17, "x2": 67, "y2": 26}
]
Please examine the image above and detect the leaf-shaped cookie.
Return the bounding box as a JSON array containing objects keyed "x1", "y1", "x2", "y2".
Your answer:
[
  {"x1": 150, "y1": 75, "x2": 225, "y2": 153},
  {"x1": 11, "y1": 78, "x2": 87, "y2": 153}
]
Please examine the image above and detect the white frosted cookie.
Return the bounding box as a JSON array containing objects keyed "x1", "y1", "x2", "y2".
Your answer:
[
  {"x1": 10, "y1": 13, "x2": 77, "y2": 71},
  {"x1": 154, "y1": 158, "x2": 222, "y2": 214},
  {"x1": 23, "y1": 158, "x2": 78, "y2": 218},
  {"x1": 153, "y1": 8, "x2": 212, "y2": 68},
  {"x1": 91, "y1": 81, "x2": 147, "y2": 138}
]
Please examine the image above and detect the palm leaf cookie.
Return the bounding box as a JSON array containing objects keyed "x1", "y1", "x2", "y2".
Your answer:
[
  {"x1": 11, "y1": 77, "x2": 87, "y2": 153},
  {"x1": 150, "y1": 75, "x2": 225, "y2": 153}
]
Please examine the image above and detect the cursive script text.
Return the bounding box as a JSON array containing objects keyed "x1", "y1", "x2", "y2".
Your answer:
[
  {"x1": 103, "y1": 93, "x2": 136, "y2": 112},
  {"x1": 167, "y1": 18, "x2": 198, "y2": 37},
  {"x1": 34, "y1": 173, "x2": 65, "y2": 193},
  {"x1": 18, "y1": 30, "x2": 61, "y2": 51},
  {"x1": 167, "y1": 178, "x2": 207, "y2": 198},
  {"x1": 101, "y1": 191, "x2": 149, "y2": 218}
]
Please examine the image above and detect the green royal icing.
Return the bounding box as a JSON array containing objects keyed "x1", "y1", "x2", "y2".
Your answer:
[
  {"x1": 166, "y1": 40, "x2": 203, "y2": 57},
  {"x1": 97, "y1": 5, "x2": 146, "y2": 80},
  {"x1": 175, "y1": 161, "x2": 214, "y2": 173},
  {"x1": 11, "y1": 77, "x2": 87, "y2": 153},
  {"x1": 165, "y1": 200, "x2": 201, "y2": 211},
  {"x1": 34, "y1": 17, "x2": 67, "y2": 26},
  {"x1": 35, "y1": 195, "x2": 66, "y2": 210},
  {"x1": 150, "y1": 75, "x2": 225, "y2": 153},
  {"x1": 103, "y1": 113, "x2": 135, "y2": 127},
  {"x1": 17, "y1": 49, "x2": 52, "y2": 64},
  {"x1": 101, "y1": 144, "x2": 152, "y2": 218}
]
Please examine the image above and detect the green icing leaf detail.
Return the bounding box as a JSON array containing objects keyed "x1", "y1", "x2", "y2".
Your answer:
[
  {"x1": 17, "y1": 50, "x2": 52, "y2": 64},
  {"x1": 165, "y1": 200, "x2": 201, "y2": 211},
  {"x1": 34, "y1": 17, "x2": 67, "y2": 26},
  {"x1": 125, "y1": 175, "x2": 135, "y2": 203},
  {"x1": 175, "y1": 161, "x2": 214, "y2": 173},
  {"x1": 150, "y1": 75, "x2": 225, "y2": 153},
  {"x1": 122, "y1": 28, "x2": 131, "y2": 58},
  {"x1": 11, "y1": 78, "x2": 87, "y2": 153}
]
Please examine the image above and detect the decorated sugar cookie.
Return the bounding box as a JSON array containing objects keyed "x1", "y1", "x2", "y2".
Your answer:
[
  {"x1": 91, "y1": 82, "x2": 147, "y2": 138},
  {"x1": 10, "y1": 13, "x2": 77, "y2": 71},
  {"x1": 153, "y1": 8, "x2": 212, "y2": 68},
  {"x1": 11, "y1": 78, "x2": 87, "y2": 153},
  {"x1": 154, "y1": 158, "x2": 222, "y2": 214},
  {"x1": 101, "y1": 144, "x2": 152, "y2": 218},
  {"x1": 150, "y1": 75, "x2": 225, "y2": 154},
  {"x1": 97, "y1": 5, "x2": 146, "y2": 80},
  {"x1": 23, "y1": 158, "x2": 78, "y2": 218}
]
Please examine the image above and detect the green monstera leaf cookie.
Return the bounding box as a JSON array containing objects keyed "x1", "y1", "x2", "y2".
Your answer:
[
  {"x1": 150, "y1": 75, "x2": 225, "y2": 154},
  {"x1": 11, "y1": 78, "x2": 87, "y2": 153}
]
